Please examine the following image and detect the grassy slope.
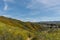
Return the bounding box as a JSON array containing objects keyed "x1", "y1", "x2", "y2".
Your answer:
[
  {"x1": 0, "y1": 16, "x2": 41, "y2": 40},
  {"x1": 0, "y1": 22, "x2": 36, "y2": 40},
  {"x1": 0, "y1": 16, "x2": 60, "y2": 40}
]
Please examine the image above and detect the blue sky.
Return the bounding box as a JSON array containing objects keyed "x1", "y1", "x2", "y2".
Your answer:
[{"x1": 0, "y1": 0, "x2": 60, "y2": 22}]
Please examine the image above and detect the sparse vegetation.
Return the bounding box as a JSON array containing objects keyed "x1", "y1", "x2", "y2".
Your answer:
[{"x1": 0, "y1": 16, "x2": 60, "y2": 40}]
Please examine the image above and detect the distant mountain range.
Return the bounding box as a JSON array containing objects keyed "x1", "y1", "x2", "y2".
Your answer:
[{"x1": 36, "y1": 21, "x2": 60, "y2": 25}]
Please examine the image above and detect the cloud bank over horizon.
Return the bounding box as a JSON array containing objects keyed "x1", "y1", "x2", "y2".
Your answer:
[{"x1": 0, "y1": 0, "x2": 60, "y2": 22}]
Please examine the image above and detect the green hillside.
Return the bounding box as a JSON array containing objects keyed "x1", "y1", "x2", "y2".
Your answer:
[{"x1": 0, "y1": 16, "x2": 60, "y2": 40}]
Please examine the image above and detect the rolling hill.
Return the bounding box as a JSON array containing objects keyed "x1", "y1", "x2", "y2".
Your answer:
[
  {"x1": 0, "y1": 16, "x2": 60, "y2": 40},
  {"x1": 0, "y1": 16, "x2": 43, "y2": 40}
]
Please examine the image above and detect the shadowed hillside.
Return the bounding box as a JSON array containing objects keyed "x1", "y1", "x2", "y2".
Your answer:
[
  {"x1": 0, "y1": 16, "x2": 43, "y2": 32},
  {"x1": 0, "y1": 16, "x2": 43, "y2": 40},
  {"x1": 0, "y1": 16, "x2": 60, "y2": 40}
]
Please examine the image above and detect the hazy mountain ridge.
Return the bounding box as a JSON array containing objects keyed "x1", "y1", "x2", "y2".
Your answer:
[{"x1": 38, "y1": 21, "x2": 60, "y2": 24}]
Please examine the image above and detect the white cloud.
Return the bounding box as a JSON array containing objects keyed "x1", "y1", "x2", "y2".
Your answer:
[
  {"x1": 4, "y1": 0, "x2": 14, "y2": 3},
  {"x1": 39, "y1": 16, "x2": 60, "y2": 21},
  {"x1": 3, "y1": 0, "x2": 15, "y2": 11},
  {"x1": 40, "y1": 0, "x2": 60, "y2": 8},
  {"x1": 27, "y1": 0, "x2": 60, "y2": 9},
  {"x1": 4, "y1": 3, "x2": 8, "y2": 11},
  {"x1": 24, "y1": 16, "x2": 60, "y2": 22},
  {"x1": 2, "y1": 15, "x2": 12, "y2": 18},
  {"x1": 26, "y1": 0, "x2": 60, "y2": 17}
]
